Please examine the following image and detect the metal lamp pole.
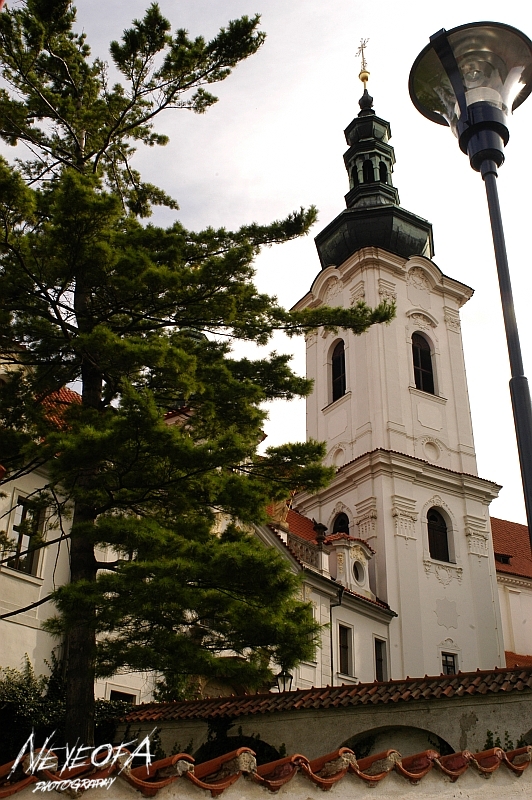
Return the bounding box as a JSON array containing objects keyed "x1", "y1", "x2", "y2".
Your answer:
[
  {"x1": 409, "y1": 22, "x2": 532, "y2": 545},
  {"x1": 480, "y1": 159, "x2": 532, "y2": 534}
]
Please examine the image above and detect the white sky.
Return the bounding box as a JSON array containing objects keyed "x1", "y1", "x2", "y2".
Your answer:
[{"x1": 66, "y1": 1, "x2": 532, "y2": 524}]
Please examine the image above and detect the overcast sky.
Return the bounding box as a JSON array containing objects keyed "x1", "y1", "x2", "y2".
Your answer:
[{"x1": 63, "y1": 1, "x2": 532, "y2": 523}]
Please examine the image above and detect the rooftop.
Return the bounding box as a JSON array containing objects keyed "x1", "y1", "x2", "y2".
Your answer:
[
  {"x1": 491, "y1": 517, "x2": 532, "y2": 580},
  {"x1": 122, "y1": 665, "x2": 532, "y2": 723},
  {"x1": 2, "y1": 743, "x2": 531, "y2": 798}
]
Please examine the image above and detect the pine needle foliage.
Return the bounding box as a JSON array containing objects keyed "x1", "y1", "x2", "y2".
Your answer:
[{"x1": 0, "y1": 0, "x2": 394, "y2": 745}]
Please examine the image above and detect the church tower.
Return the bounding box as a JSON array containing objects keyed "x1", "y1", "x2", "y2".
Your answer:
[{"x1": 292, "y1": 74, "x2": 505, "y2": 679}]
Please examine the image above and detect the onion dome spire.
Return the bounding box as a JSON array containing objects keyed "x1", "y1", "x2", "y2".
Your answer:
[
  {"x1": 356, "y1": 38, "x2": 374, "y2": 115},
  {"x1": 313, "y1": 38, "x2": 434, "y2": 267}
]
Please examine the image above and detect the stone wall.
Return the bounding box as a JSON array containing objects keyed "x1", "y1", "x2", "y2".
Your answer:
[{"x1": 121, "y1": 691, "x2": 532, "y2": 761}]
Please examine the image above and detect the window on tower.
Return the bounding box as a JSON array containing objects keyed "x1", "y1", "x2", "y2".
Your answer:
[
  {"x1": 427, "y1": 508, "x2": 451, "y2": 562},
  {"x1": 331, "y1": 340, "x2": 346, "y2": 402},
  {"x1": 412, "y1": 333, "x2": 435, "y2": 394},
  {"x1": 362, "y1": 160, "x2": 374, "y2": 183},
  {"x1": 379, "y1": 161, "x2": 388, "y2": 183},
  {"x1": 332, "y1": 512, "x2": 350, "y2": 534}
]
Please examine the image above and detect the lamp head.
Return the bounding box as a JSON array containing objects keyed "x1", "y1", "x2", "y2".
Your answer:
[
  {"x1": 276, "y1": 669, "x2": 293, "y2": 692},
  {"x1": 409, "y1": 22, "x2": 532, "y2": 170}
]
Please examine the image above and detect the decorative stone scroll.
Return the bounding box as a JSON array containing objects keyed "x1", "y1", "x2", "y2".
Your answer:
[
  {"x1": 323, "y1": 279, "x2": 343, "y2": 305},
  {"x1": 464, "y1": 514, "x2": 489, "y2": 558},
  {"x1": 407, "y1": 267, "x2": 432, "y2": 309},
  {"x1": 355, "y1": 497, "x2": 377, "y2": 540},
  {"x1": 350, "y1": 281, "x2": 365, "y2": 305},
  {"x1": 444, "y1": 308, "x2": 461, "y2": 332},
  {"x1": 409, "y1": 312, "x2": 436, "y2": 330},
  {"x1": 423, "y1": 559, "x2": 463, "y2": 585},
  {"x1": 378, "y1": 279, "x2": 397, "y2": 303},
  {"x1": 392, "y1": 495, "x2": 418, "y2": 543},
  {"x1": 350, "y1": 544, "x2": 368, "y2": 564}
]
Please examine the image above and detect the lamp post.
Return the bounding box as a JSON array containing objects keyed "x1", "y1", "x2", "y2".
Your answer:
[
  {"x1": 275, "y1": 668, "x2": 293, "y2": 692},
  {"x1": 409, "y1": 22, "x2": 532, "y2": 546}
]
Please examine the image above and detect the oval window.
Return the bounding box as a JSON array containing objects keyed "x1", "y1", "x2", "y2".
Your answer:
[{"x1": 353, "y1": 561, "x2": 365, "y2": 584}]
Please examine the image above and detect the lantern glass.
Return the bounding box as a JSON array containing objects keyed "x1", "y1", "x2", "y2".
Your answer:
[
  {"x1": 409, "y1": 23, "x2": 532, "y2": 137},
  {"x1": 276, "y1": 669, "x2": 293, "y2": 692}
]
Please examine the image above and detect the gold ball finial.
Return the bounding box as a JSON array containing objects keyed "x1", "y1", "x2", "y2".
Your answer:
[{"x1": 356, "y1": 38, "x2": 370, "y2": 87}]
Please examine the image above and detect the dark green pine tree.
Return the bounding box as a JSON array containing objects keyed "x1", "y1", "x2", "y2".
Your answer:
[{"x1": 0, "y1": 1, "x2": 394, "y2": 745}]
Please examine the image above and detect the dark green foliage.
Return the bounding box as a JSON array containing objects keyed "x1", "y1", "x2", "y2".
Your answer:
[
  {"x1": 0, "y1": 1, "x2": 394, "y2": 744},
  {"x1": 482, "y1": 729, "x2": 527, "y2": 751},
  {"x1": 0, "y1": 656, "x2": 126, "y2": 762}
]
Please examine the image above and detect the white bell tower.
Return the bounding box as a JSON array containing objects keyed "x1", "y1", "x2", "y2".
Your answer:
[{"x1": 292, "y1": 83, "x2": 504, "y2": 679}]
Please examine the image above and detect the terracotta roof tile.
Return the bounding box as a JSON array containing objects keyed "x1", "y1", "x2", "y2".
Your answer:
[
  {"x1": 286, "y1": 509, "x2": 316, "y2": 541},
  {"x1": 1, "y1": 743, "x2": 531, "y2": 797},
  {"x1": 491, "y1": 516, "x2": 532, "y2": 580},
  {"x1": 121, "y1": 665, "x2": 532, "y2": 723},
  {"x1": 505, "y1": 650, "x2": 532, "y2": 668},
  {"x1": 41, "y1": 387, "x2": 81, "y2": 429}
]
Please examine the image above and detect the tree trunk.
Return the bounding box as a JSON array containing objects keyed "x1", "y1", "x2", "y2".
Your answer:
[
  {"x1": 64, "y1": 353, "x2": 101, "y2": 746},
  {"x1": 64, "y1": 510, "x2": 97, "y2": 746}
]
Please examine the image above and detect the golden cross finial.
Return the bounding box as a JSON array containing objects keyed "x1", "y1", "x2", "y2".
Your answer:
[{"x1": 356, "y1": 38, "x2": 370, "y2": 84}]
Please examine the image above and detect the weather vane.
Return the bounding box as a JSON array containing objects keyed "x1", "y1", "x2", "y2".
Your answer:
[{"x1": 356, "y1": 38, "x2": 370, "y2": 85}]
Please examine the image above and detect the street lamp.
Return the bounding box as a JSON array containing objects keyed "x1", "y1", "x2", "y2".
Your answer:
[
  {"x1": 409, "y1": 22, "x2": 532, "y2": 546},
  {"x1": 276, "y1": 668, "x2": 293, "y2": 692}
]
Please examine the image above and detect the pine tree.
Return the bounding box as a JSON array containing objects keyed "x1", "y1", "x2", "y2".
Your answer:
[{"x1": 0, "y1": 1, "x2": 394, "y2": 745}]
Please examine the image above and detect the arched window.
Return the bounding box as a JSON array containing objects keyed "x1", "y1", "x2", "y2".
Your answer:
[
  {"x1": 412, "y1": 333, "x2": 435, "y2": 394},
  {"x1": 332, "y1": 340, "x2": 346, "y2": 402},
  {"x1": 427, "y1": 508, "x2": 450, "y2": 562},
  {"x1": 332, "y1": 513, "x2": 350, "y2": 534},
  {"x1": 351, "y1": 166, "x2": 359, "y2": 186},
  {"x1": 362, "y1": 160, "x2": 374, "y2": 183},
  {"x1": 379, "y1": 161, "x2": 388, "y2": 183}
]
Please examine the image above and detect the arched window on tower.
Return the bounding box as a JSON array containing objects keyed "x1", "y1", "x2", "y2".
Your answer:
[
  {"x1": 351, "y1": 166, "x2": 359, "y2": 186},
  {"x1": 412, "y1": 333, "x2": 435, "y2": 394},
  {"x1": 427, "y1": 508, "x2": 450, "y2": 562},
  {"x1": 332, "y1": 513, "x2": 350, "y2": 534},
  {"x1": 332, "y1": 340, "x2": 346, "y2": 402},
  {"x1": 362, "y1": 160, "x2": 374, "y2": 183},
  {"x1": 379, "y1": 161, "x2": 388, "y2": 183}
]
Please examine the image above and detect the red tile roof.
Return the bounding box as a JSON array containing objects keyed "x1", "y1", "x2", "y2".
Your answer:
[
  {"x1": 505, "y1": 651, "x2": 532, "y2": 668},
  {"x1": 286, "y1": 509, "x2": 316, "y2": 541},
  {"x1": 41, "y1": 387, "x2": 81, "y2": 428},
  {"x1": 491, "y1": 517, "x2": 532, "y2": 580},
  {"x1": 285, "y1": 509, "x2": 375, "y2": 553},
  {"x1": 1, "y1": 743, "x2": 530, "y2": 796},
  {"x1": 121, "y1": 665, "x2": 532, "y2": 723}
]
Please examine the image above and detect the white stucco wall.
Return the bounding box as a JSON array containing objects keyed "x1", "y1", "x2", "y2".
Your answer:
[{"x1": 498, "y1": 576, "x2": 532, "y2": 656}]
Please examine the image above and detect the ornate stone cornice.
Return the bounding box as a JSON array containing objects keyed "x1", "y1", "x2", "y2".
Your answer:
[{"x1": 497, "y1": 573, "x2": 532, "y2": 589}]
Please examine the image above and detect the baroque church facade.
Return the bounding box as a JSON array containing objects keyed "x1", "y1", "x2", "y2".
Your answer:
[
  {"x1": 1, "y1": 85, "x2": 532, "y2": 701},
  {"x1": 262, "y1": 82, "x2": 532, "y2": 690}
]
